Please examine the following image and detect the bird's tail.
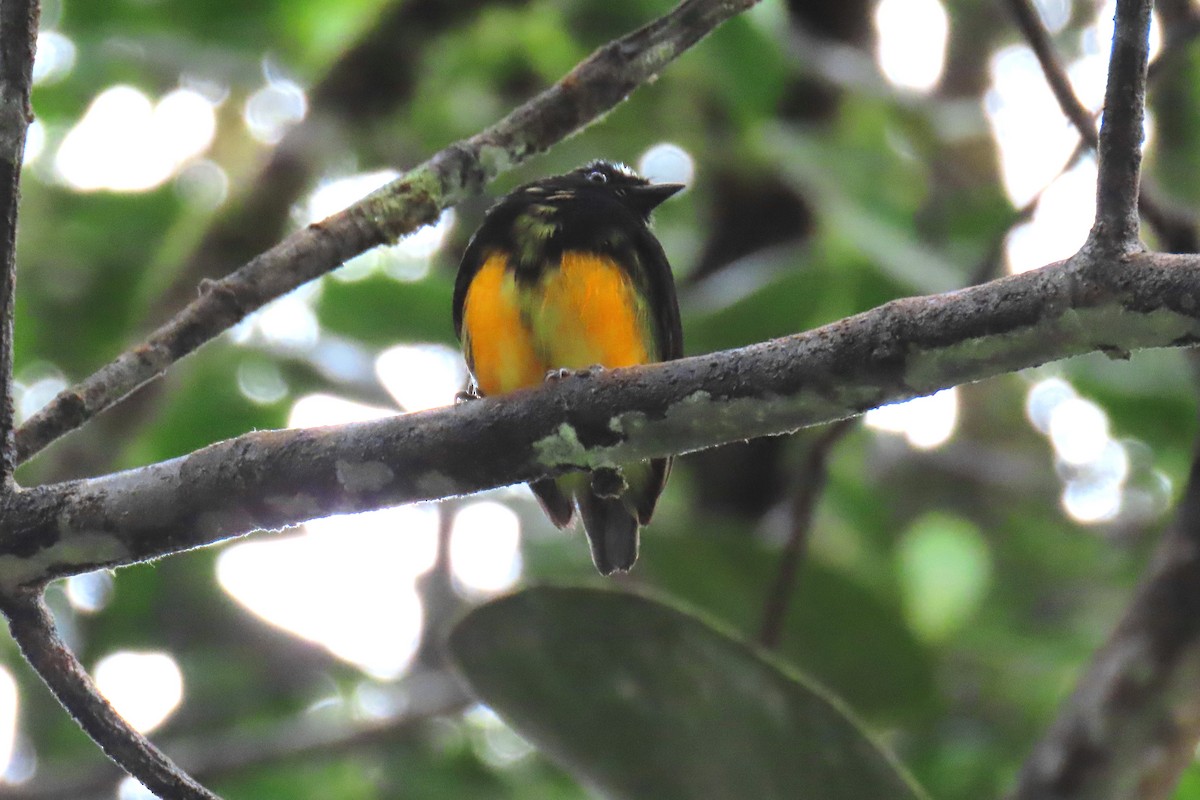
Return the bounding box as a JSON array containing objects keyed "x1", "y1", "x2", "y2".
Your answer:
[
  {"x1": 529, "y1": 458, "x2": 671, "y2": 574},
  {"x1": 576, "y1": 491, "x2": 639, "y2": 575}
]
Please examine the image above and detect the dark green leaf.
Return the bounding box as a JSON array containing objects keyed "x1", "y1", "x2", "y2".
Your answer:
[{"x1": 449, "y1": 586, "x2": 928, "y2": 800}]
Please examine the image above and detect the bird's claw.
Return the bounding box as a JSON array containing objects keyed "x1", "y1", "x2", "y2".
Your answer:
[
  {"x1": 544, "y1": 364, "x2": 606, "y2": 383},
  {"x1": 454, "y1": 384, "x2": 482, "y2": 404}
]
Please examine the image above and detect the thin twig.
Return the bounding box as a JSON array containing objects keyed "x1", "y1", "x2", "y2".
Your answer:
[
  {"x1": 1090, "y1": 0, "x2": 1153, "y2": 252},
  {"x1": 0, "y1": 0, "x2": 39, "y2": 484},
  {"x1": 8, "y1": 249, "x2": 1200, "y2": 586},
  {"x1": 758, "y1": 419, "x2": 856, "y2": 650},
  {"x1": 1003, "y1": 0, "x2": 1098, "y2": 148},
  {"x1": 0, "y1": 591, "x2": 221, "y2": 799},
  {"x1": 11, "y1": 0, "x2": 761, "y2": 467}
]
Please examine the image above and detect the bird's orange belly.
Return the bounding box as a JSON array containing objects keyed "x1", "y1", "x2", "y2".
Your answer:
[{"x1": 461, "y1": 251, "x2": 652, "y2": 396}]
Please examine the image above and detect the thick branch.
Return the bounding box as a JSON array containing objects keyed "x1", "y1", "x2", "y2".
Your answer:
[
  {"x1": 0, "y1": 0, "x2": 38, "y2": 483},
  {"x1": 1090, "y1": 0, "x2": 1152, "y2": 252},
  {"x1": 0, "y1": 592, "x2": 220, "y2": 799},
  {"x1": 4, "y1": 250, "x2": 1200, "y2": 587},
  {"x1": 1011, "y1": 436, "x2": 1200, "y2": 800},
  {"x1": 11, "y1": 0, "x2": 760, "y2": 466}
]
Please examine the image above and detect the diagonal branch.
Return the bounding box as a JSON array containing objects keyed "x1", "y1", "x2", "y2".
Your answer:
[
  {"x1": 6, "y1": 249, "x2": 1200, "y2": 588},
  {"x1": 11, "y1": 0, "x2": 762, "y2": 467},
  {"x1": 1090, "y1": 0, "x2": 1153, "y2": 252},
  {"x1": 0, "y1": 0, "x2": 39, "y2": 484},
  {"x1": 152, "y1": 0, "x2": 534, "y2": 319},
  {"x1": 0, "y1": 591, "x2": 221, "y2": 799},
  {"x1": 1003, "y1": 0, "x2": 1098, "y2": 148},
  {"x1": 6, "y1": 670, "x2": 469, "y2": 800},
  {"x1": 1004, "y1": 0, "x2": 1195, "y2": 253},
  {"x1": 1010, "y1": 430, "x2": 1200, "y2": 800}
]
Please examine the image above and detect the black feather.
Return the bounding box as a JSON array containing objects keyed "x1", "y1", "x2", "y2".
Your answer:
[{"x1": 576, "y1": 492, "x2": 639, "y2": 575}]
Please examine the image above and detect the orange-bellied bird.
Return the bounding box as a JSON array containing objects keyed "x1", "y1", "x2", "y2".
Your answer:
[{"x1": 453, "y1": 161, "x2": 684, "y2": 574}]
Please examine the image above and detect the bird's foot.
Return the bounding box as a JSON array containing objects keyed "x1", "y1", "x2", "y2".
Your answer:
[
  {"x1": 454, "y1": 383, "x2": 482, "y2": 404},
  {"x1": 544, "y1": 364, "x2": 606, "y2": 383}
]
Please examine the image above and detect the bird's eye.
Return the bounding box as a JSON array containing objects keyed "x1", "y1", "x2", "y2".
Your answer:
[{"x1": 586, "y1": 170, "x2": 608, "y2": 184}]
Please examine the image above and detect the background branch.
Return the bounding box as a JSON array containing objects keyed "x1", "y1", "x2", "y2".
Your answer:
[
  {"x1": 757, "y1": 419, "x2": 856, "y2": 649},
  {"x1": 6, "y1": 248, "x2": 1200, "y2": 586},
  {"x1": 0, "y1": 0, "x2": 38, "y2": 484},
  {"x1": 1004, "y1": 0, "x2": 1195, "y2": 252},
  {"x1": 0, "y1": 592, "x2": 219, "y2": 799},
  {"x1": 11, "y1": 0, "x2": 761, "y2": 468},
  {"x1": 1003, "y1": 0, "x2": 1097, "y2": 148},
  {"x1": 1011, "y1": 432, "x2": 1200, "y2": 800}
]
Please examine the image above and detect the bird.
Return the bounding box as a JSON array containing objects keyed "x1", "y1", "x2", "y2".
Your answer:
[{"x1": 452, "y1": 160, "x2": 684, "y2": 574}]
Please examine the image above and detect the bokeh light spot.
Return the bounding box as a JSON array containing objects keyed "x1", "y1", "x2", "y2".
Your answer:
[
  {"x1": 287, "y1": 392, "x2": 394, "y2": 429},
  {"x1": 450, "y1": 502, "x2": 522, "y2": 595},
  {"x1": 465, "y1": 705, "x2": 535, "y2": 767},
  {"x1": 638, "y1": 142, "x2": 695, "y2": 187},
  {"x1": 1005, "y1": 159, "x2": 1097, "y2": 274},
  {"x1": 217, "y1": 505, "x2": 437, "y2": 679},
  {"x1": 1048, "y1": 396, "x2": 1109, "y2": 466},
  {"x1": 236, "y1": 359, "x2": 289, "y2": 405},
  {"x1": 376, "y1": 343, "x2": 466, "y2": 413},
  {"x1": 65, "y1": 570, "x2": 114, "y2": 614},
  {"x1": 23, "y1": 120, "x2": 44, "y2": 165},
  {"x1": 0, "y1": 667, "x2": 16, "y2": 781},
  {"x1": 874, "y1": 0, "x2": 949, "y2": 92},
  {"x1": 56, "y1": 86, "x2": 216, "y2": 192},
  {"x1": 865, "y1": 387, "x2": 958, "y2": 449},
  {"x1": 93, "y1": 651, "x2": 184, "y2": 734},
  {"x1": 1025, "y1": 377, "x2": 1077, "y2": 433},
  {"x1": 32, "y1": 30, "x2": 75, "y2": 85},
  {"x1": 175, "y1": 159, "x2": 230, "y2": 210},
  {"x1": 244, "y1": 78, "x2": 306, "y2": 144}
]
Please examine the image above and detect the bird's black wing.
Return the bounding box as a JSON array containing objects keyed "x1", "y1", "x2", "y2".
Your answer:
[{"x1": 629, "y1": 224, "x2": 683, "y2": 361}]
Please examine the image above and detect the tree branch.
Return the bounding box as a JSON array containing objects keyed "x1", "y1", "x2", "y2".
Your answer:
[
  {"x1": 1090, "y1": 0, "x2": 1152, "y2": 253},
  {"x1": 5, "y1": 249, "x2": 1200, "y2": 587},
  {"x1": 757, "y1": 419, "x2": 856, "y2": 650},
  {"x1": 1004, "y1": 0, "x2": 1196, "y2": 254},
  {"x1": 152, "y1": 0, "x2": 533, "y2": 320},
  {"x1": 10, "y1": 0, "x2": 761, "y2": 467},
  {"x1": 1003, "y1": 0, "x2": 1097, "y2": 148},
  {"x1": 7, "y1": 670, "x2": 469, "y2": 800},
  {"x1": 0, "y1": 0, "x2": 38, "y2": 484},
  {"x1": 0, "y1": 591, "x2": 220, "y2": 799},
  {"x1": 1010, "y1": 433, "x2": 1200, "y2": 800}
]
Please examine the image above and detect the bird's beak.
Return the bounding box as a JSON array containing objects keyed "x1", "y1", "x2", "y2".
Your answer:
[{"x1": 630, "y1": 182, "x2": 685, "y2": 212}]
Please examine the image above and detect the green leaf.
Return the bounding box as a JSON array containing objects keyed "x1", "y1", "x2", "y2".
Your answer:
[{"x1": 448, "y1": 586, "x2": 928, "y2": 800}]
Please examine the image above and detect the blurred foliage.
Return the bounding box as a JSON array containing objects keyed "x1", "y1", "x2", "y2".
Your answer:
[{"x1": 4, "y1": 0, "x2": 1200, "y2": 798}]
